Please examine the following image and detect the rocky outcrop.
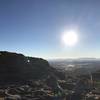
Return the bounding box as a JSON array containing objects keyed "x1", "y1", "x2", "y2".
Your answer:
[{"x1": 0, "y1": 51, "x2": 51, "y2": 84}]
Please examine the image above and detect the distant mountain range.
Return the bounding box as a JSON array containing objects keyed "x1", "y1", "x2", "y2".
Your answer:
[{"x1": 49, "y1": 58, "x2": 100, "y2": 62}]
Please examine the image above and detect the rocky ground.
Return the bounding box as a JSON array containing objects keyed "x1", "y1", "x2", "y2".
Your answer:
[{"x1": 0, "y1": 79, "x2": 66, "y2": 100}]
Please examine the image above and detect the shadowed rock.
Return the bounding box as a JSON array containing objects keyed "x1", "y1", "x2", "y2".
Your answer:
[{"x1": 0, "y1": 51, "x2": 51, "y2": 84}]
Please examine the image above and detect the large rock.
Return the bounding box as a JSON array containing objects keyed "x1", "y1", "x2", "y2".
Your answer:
[{"x1": 0, "y1": 51, "x2": 51, "y2": 84}]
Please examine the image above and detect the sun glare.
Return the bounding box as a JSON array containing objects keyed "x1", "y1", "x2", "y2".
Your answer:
[{"x1": 62, "y1": 30, "x2": 78, "y2": 46}]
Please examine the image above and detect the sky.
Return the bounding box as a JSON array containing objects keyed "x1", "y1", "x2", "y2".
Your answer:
[{"x1": 0, "y1": 0, "x2": 100, "y2": 59}]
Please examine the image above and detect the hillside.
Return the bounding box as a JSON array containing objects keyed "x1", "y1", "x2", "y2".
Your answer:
[{"x1": 0, "y1": 51, "x2": 56, "y2": 84}]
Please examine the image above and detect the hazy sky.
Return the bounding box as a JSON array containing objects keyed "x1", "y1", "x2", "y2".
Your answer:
[{"x1": 0, "y1": 0, "x2": 100, "y2": 59}]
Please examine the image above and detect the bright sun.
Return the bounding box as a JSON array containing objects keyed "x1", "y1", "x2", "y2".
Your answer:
[{"x1": 62, "y1": 30, "x2": 78, "y2": 46}]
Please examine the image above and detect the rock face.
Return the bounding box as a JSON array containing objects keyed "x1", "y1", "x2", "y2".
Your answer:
[{"x1": 0, "y1": 51, "x2": 51, "y2": 84}]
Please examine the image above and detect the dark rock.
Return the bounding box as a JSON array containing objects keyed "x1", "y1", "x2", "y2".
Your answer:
[{"x1": 0, "y1": 51, "x2": 51, "y2": 84}]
